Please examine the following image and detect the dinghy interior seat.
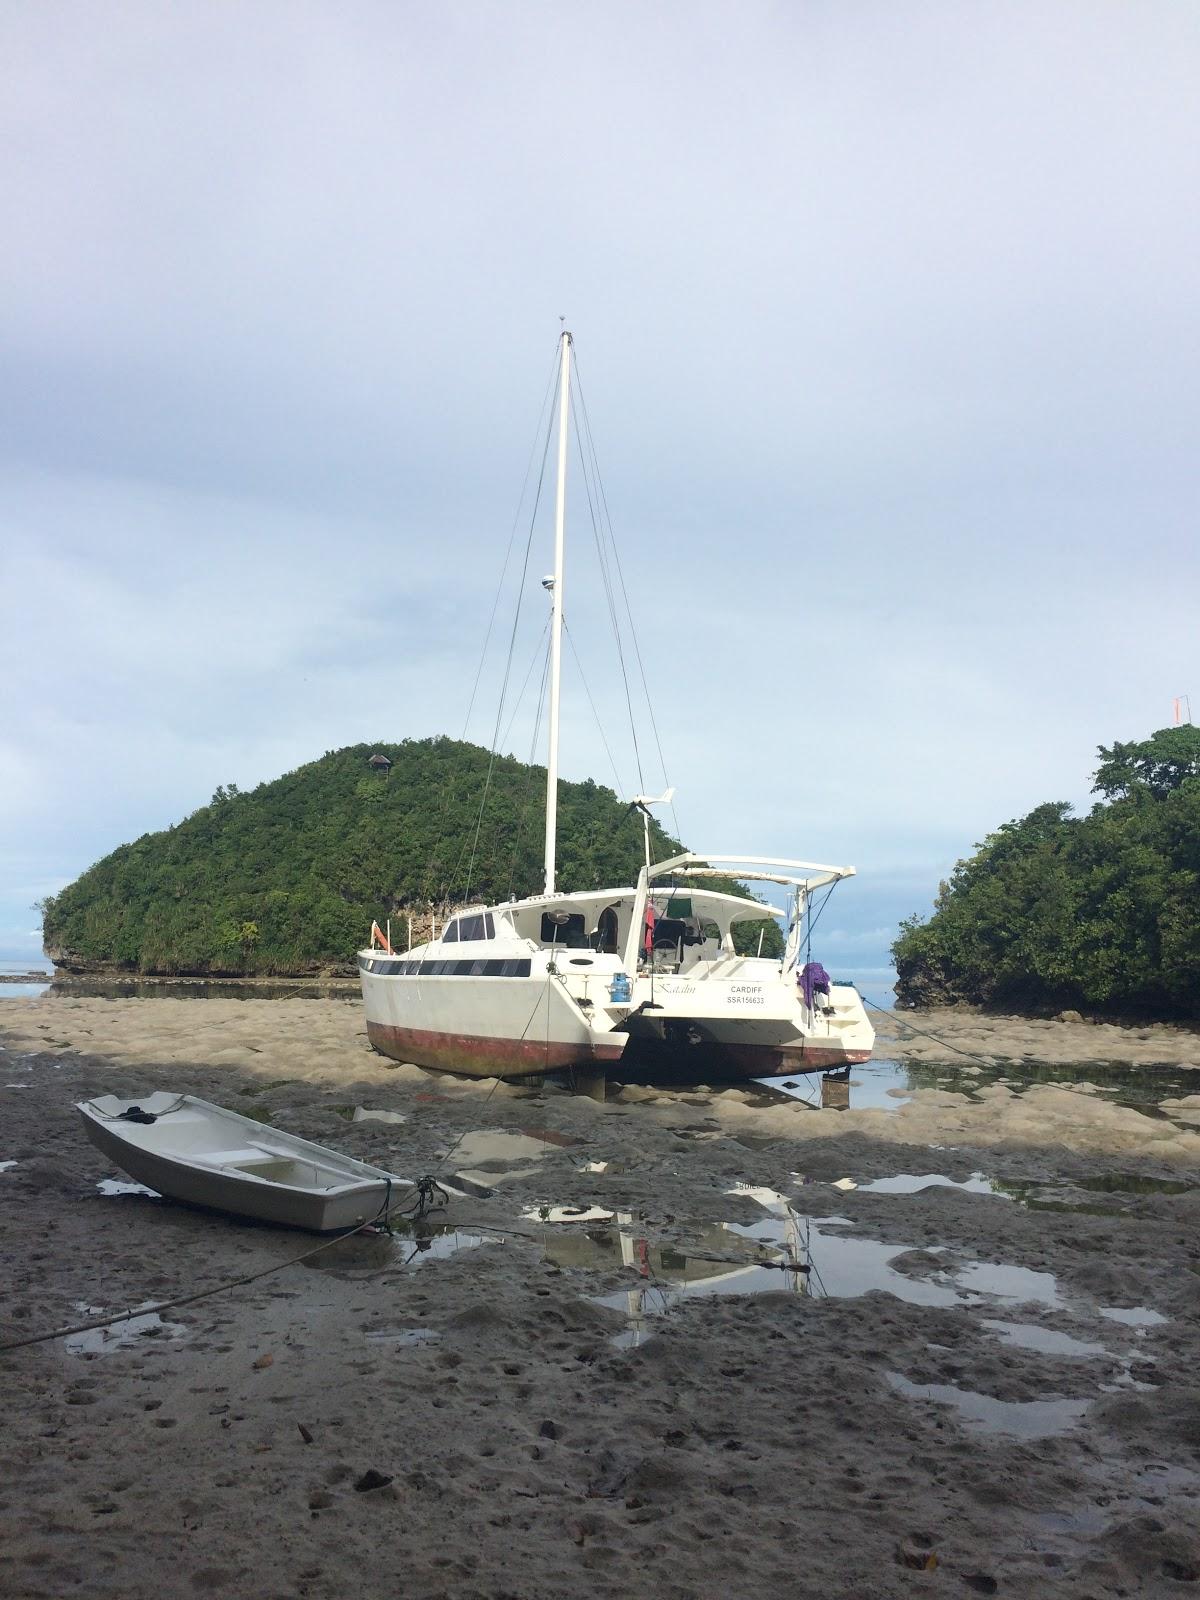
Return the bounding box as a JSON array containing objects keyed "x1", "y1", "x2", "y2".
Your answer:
[
  {"x1": 195, "y1": 1146, "x2": 281, "y2": 1169},
  {"x1": 193, "y1": 1148, "x2": 355, "y2": 1190}
]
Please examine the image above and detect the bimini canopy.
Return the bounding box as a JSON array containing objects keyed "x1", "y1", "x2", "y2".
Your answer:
[
  {"x1": 501, "y1": 885, "x2": 783, "y2": 925},
  {"x1": 647, "y1": 852, "x2": 855, "y2": 893}
]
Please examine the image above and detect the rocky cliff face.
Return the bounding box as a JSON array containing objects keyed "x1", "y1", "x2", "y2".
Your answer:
[
  {"x1": 42, "y1": 945, "x2": 359, "y2": 979},
  {"x1": 41, "y1": 944, "x2": 112, "y2": 977},
  {"x1": 893, "y1": 947, "x2": 972, "y2": 1010}
]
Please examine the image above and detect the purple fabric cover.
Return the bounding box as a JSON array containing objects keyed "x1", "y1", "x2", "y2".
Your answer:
[{"x1": 799, "y1": 961, "x2": 831, "y2": 1009}]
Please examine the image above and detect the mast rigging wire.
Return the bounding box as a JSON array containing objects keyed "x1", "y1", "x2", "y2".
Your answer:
[
  {"x1": 563, "y1": 618, "x2": 626, "y2": 798},
  {"x1": 498, "y1": 616, "x2": 551, "y2": 754},
  {"x1": 506, "y1": 630, "x2": 554, "y2": 899},
  {"x1": 419, "y1": 344, "x2": 562, "y2": 912},
  {"x1": 459, "y1": 357, "x2": 561, "y2": 904},
  {"x1": 460, "y1": 346, "x2": 562, "y2": 740},
  {"x1": 572, "y1": 357, "x2": 681, "y2": 843},
  {"x1": 570, "y1": 390, "x2": 645, "y2": 795},
  {"x1": 452, "y1": 337, "x2": 683, "y2": 910}
]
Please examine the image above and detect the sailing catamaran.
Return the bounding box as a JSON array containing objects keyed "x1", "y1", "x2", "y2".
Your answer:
[{"x1": 358, "y1": 332, "x2": 874, "y2": 1081}]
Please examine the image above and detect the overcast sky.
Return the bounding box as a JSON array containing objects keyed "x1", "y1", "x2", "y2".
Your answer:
[{"x1": 2, "y1": 2, "x2": 1197, "y2": 988}]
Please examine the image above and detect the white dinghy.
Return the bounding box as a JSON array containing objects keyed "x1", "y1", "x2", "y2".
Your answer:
[{"x1": 78, "y1": 1092, "x2": 410, "y2": 1232}]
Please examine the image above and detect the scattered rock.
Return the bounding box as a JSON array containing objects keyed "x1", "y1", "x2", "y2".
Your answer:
[
  {"x1": 896, "y1": 1540, "x2": 938, "y2": 1571},
  {"x1": 353, "y1": 1469, "x2": 393, "y2": 1493},
  {"x1": 889, "y1": 1249, "x2": 948, "y2": 1279},
  {"x1": 538, "y1": 1419, "x2": 558, "y2": 1439},
  {"x1": 252, "y1": 1353, "x2": 273, "y2": 1370}
]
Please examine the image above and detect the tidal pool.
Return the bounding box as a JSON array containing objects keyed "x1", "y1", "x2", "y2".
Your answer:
[
  {"x1": 63, "y1": 1302, "x2": 186, "y2": 1355},
  {"x1": 751, "y1": 1056, "x2": 1200, "y2": 1126},
  {"x1": 300, "y1": 1223, "x2": 501, "y2": 1277},
  {"x1": 885, "y1": 1372, "x2": 1090, "y2": 1439}
]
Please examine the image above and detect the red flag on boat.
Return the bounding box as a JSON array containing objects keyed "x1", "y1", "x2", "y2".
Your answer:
[{"x1": 642, "y1": 902, "x2": 657, "y2": 958}]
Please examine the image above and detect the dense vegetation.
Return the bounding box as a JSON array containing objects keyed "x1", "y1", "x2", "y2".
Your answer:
[
  {"x1": 42, "y1": 738, "x2": 781, "y2": 975},
  {"x1": 893, "y1": 727, "x2": 1200, "y2": 1017}
]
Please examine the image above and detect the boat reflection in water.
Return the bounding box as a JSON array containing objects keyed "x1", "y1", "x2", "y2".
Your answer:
[{"x1": 539, "y1": 1207, "x2": 817, "y2": 1348}]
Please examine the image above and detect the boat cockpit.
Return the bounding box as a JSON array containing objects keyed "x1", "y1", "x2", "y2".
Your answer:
[{"x1": 497, "y1": 886, "x2": 782, "y2": 976}]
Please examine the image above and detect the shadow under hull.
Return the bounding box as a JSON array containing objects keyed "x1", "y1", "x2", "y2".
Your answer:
[{"x1": 614, "y1": 1024, "x2": 871, "y2": 1085}]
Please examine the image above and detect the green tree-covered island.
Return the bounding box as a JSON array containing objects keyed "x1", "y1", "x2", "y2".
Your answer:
[
  {"x1": 893, "y1": 727, "x2": 1200, "y2": 1018},
  {"x1": 41, "y1": 738, "x2": 778, "y2": 977}
]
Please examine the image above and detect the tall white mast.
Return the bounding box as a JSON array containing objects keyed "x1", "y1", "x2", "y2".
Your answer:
[{"x1": 543, "y1": 328, "x2": 572, "y2": 896}]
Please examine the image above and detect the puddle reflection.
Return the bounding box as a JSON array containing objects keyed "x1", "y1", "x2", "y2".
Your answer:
[
  {"x1": 64, "y1": 1302, "x2": 186, "y2": 1355},
  {"x1": 300, "y1": 1222, "x2": 501, "y2": 1277},
  {"x1": 885, "y1": 1372, "x2": 1090, "y2": 1439},
  {"x1": 953, "y1": 1261, "x2": 1062, "y2": 1308},
  {"x1": 981, "y1": 1320, "x2": 1106, "y2": 1357},
  {"x1": 750, "y1": 1057, "x2": 1200, "y2": 1126},
  {"x1": 756, "y1": 1060, "x2": 910, "y2": 1111},
  {"x1": 857, "y1": 1172, "x2": 1004, "y2": 1197},
  {"x1": 825, "y1": 1166, "x2": 1194, "y2": 1215},
  {"x1": 566, "y1": 1205, "x2": 1091, "y2": 1347},
  {"x1": 1099, "y1": 1305, "x2": 1168, "y2": 1328},
  {"x1": 1076, "y1": 1172, "x2": 1195, "y2": 1195},
  {"x1": 97, "y1": 1177, "x2": 160, "y2": 1198}
]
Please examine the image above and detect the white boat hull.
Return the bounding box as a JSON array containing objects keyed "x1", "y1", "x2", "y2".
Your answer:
[
  {"x1": 78, "y1": 1092, "x2": 409, "y2": 1232},
  {"x1": 618, "y1": 968, "x2": 874, "y2": 1079},
  {"x1": 360, "y1": 962, "x2": 628, "y2": 1078},
  {"x1": 359, "y1": 951, "x2": 871, "y2": 1081}
]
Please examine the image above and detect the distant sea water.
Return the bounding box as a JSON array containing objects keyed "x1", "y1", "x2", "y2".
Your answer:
[
  {"x1": 837, "y1": 966, "x2": 896, "y2": 1012},
  {"x1": 0, "y1": 956, "x2": 53, "y2": 1000}
]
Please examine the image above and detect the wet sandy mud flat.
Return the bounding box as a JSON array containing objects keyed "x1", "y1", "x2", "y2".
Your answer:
[{"x1": 1, "y1": 995, "x2": 1198, "y2": 1598}]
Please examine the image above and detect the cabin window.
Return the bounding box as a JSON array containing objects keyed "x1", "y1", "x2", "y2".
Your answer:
[
  {"x1": 444, "y1": 913, "x2": 495, "y2": 943},
  {"x1": 593, "y1": 905, "x2": 620, "y2": 954},
  {"x1": 541, "y1": 911, "x2": 587, "y2": 948}
]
